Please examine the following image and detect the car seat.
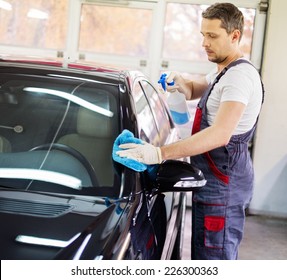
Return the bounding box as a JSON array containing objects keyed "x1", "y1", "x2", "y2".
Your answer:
[
  {"x1": 0, "y1": 136, "x2": 11, "y2": 152},
  {"x1": 57, "y1": 107, "x2": 115, "y2": 186}
]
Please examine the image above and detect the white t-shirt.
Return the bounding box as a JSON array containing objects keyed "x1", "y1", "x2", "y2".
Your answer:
[{"x1": 205, "y1": 59, "x2": 263, "y2": 135}]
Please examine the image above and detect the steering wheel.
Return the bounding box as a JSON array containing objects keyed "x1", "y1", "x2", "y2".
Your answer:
[{"x1": 29, "y1": 143, "x2": 99, "y2": 186}]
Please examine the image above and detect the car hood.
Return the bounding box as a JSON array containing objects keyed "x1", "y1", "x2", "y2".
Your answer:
[{"x1": 0, "y1": 189, "x2": 127, "y2": 260}]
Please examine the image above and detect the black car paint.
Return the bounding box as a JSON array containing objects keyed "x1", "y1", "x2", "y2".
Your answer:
[{"x1": 0, "y1": 60, "x2": 205, "y2": 260}]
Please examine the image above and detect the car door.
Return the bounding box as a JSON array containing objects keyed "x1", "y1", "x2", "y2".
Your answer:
[
  {"x1": 139, "y1": 79, "x2": 187, "y2": 259},
  {"x1": 126, "y1": 77, "x2": 183, "y2": 259}
]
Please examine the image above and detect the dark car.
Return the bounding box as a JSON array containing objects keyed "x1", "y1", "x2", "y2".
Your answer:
[{"x1": 0, "y1": 58, "x2": 205, "y2": 260}]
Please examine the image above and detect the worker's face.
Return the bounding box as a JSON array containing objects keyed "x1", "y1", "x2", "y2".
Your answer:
[{"x1": 200, "y1": 18, "x2": 240, "y2": 64}]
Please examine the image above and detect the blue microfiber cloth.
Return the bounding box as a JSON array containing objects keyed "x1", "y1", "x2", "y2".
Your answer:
[
  {"x1": 112, "y1": 129, "x2": 146, "y2": 172},
  {"x1": 112, "y1": 129, "x2": 159, "y2": 179}
]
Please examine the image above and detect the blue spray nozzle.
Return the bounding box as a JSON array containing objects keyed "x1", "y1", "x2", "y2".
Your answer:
[{"x1": 158, "y1": 73, "x2": 174, "y2": 91}]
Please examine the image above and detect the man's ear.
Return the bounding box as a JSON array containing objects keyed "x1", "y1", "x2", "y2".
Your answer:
[{"x1": 231, "y1": 29, "x2": 241, "y2": 42}]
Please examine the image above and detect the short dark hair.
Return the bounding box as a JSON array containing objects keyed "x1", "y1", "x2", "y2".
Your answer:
[{"x1": 202, "y1": 2, "x2": 244, "y2": 41}]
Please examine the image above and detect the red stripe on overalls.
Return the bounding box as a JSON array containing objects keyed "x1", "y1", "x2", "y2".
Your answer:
[
  {"x1": 190, "y1": 63, "x2": 253, "y2": 185},
  {"x1": 192, "y1": 106, "x2": 229, "y2": 185}
]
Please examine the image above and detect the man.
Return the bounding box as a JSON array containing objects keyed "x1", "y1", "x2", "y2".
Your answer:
[{"x1": 117, "y1": 3, "x2": 264, "y2": 259}]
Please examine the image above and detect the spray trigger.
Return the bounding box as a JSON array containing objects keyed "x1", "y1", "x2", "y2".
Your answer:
[{"x1": 158, "y1": 73, "x2": 174, "y2": 91}]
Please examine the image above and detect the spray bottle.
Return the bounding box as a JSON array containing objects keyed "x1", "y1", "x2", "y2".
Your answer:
[{"x1": 158, "y1": 73, "x2": 192, "y2": 139}]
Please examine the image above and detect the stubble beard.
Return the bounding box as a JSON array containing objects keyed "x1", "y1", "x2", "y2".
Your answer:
[{"x1": 207, "y1": 54, "x2": 228, "y2": 64}]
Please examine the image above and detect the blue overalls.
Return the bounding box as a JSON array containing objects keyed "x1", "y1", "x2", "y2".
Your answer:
[{"x1": 190, "y1": 59, "x2": 264, "y2": 260}]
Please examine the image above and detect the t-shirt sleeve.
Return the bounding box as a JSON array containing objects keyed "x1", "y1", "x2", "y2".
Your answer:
[{"x1": 220, "y1": 67, "x2": 254, "y2": 105}]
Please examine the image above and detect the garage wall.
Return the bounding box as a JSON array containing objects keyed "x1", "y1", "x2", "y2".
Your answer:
[{"x1": 250, "y1": 0, "x2": 287, "y2": 217}]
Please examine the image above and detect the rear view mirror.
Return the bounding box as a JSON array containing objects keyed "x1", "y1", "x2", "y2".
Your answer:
[{"x1": 155, "y1": 160, "x2": 206, "y2": 192}]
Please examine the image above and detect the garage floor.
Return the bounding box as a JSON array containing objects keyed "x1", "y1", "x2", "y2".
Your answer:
[
  {"x1": 182, "y1": 196, "x2": 287, "y2": 260},
  {"x1": 238, "y1": 214, "x2": 287, "y2": 260}
]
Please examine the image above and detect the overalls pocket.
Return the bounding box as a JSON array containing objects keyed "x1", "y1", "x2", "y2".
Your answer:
[
  {"x1": 204, "y1": 216, "x2": 225, "y2": 248},
  {"x1": 193, "y1": 202, "x2": 226, "y2": 250},
  {"x1": 204, "y1": 146, "x2": 230, "y2": 185}
]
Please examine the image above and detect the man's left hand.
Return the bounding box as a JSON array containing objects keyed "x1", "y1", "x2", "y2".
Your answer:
[{"x1": 116, "y1": 142, "x2": 162, "y2": 165}]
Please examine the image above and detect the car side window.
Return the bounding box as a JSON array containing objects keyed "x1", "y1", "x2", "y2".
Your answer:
[
  {"x1": 133, "y1": 81, "x2": 159, "y2": 146},
  {"x1": 140, "y1": 80, "x2": 172, "y2": 146}
]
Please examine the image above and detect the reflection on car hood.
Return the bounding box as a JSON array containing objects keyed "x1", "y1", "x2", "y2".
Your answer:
[
  {"x1": 0, "y1": 168, "x2": 82, "y2": 189},
  {"x1": 0, "y1": 189, "x2": 126, "y2": 260}
]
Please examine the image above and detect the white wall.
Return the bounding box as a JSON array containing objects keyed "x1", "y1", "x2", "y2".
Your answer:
[{"x1": 250, "y1": 0, "x2": 287, "y2": 217}]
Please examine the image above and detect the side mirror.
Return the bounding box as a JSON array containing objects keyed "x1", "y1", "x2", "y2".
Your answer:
[{"x1": 155, "y1": 160, "x2": 206, "y2": 192}]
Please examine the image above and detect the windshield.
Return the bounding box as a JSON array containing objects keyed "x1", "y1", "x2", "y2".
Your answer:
[{"x1": 0, "y1": 72, "x2": 121, "y2": 196}]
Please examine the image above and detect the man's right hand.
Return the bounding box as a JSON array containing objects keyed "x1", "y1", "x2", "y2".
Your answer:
[{"x1": 165, "y1": 71, "x2": 192, "y2": 100}]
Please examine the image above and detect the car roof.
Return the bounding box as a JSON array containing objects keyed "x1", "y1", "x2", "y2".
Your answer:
[
  {"x1": 0, "y1": 55, "x2": 119, "y2": 72},
  {"x1": 0, "y1": 56, "x2": 145, "y2": 88}
]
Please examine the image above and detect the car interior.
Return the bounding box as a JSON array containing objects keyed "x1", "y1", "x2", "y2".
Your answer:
[{"x1": 0, "y1": 76, "x2": 120, "y2": 190}]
